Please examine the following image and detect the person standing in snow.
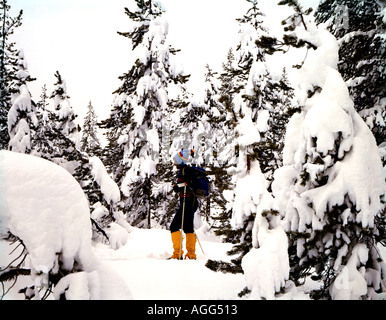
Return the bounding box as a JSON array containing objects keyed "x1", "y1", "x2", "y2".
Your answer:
[{"x1": 169, "y1": 149, "x2": 198, "y2": 260}]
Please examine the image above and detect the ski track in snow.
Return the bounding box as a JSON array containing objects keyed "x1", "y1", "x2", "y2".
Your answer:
[{"x1": 93, "y1": 228, "x2": 247, "y2": 300}]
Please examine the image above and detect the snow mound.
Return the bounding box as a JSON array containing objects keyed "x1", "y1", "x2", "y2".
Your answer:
[
  {"x1": 106, "y1": 222, "x2": 130, "y2": 250},
  {"x1": 242, "y1": 227, "x2": 289, "y2": 300},
  {"x1": 0, "y1": 151, "x2": 131, "y2": 300},
  {"x1": 54, "y1": 262, "x2": 132, "y2": 300},
  {"x1": 0, "y1": 150, "x2": 96, "y2": 272}
]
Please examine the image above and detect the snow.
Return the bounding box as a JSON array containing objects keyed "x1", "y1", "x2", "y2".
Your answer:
[
  {"x1": 93, "y1": 227, "x2": 246, "y2": 300},
  {"x1": 304, "y1": 68, "x2": 354, "y2": 157},
  {"x1": 330, "y1": 244, "x2": 369, "y2": 300},
  {"x1": 0, "y1": 151, "x2": 131, "y2": 300},
  {"x1": 242, "y1": 227, "x2": 289, "y2": 300},
  {"x1": 106, "y1": 222, "x2": 130, "y2": 250},
  {"x1": 382, "y1": 6, "x2": 386, "y2": 24},
  {"x1": 302, "y1": 111, "x2": 384, "y2": 229},
  {"x1": 0, "y1": 151, "x2": 317, "y2": 301},
  {"x1": 1, "y1": 146, "x2": 384, "y2": 300},
  {"x1": 89, "y1": 156, "x2": 121, "y2": 204},
  {"x1": 2, "y1": 0, "x2": 386, "y2": 301},
  {"x1": 53, "y1": 262, "x2": 132, "y2": 300},
  {"x1": 231, "y1": 161, "x2": 267, "y2": 228},
  {"x1": 8, "y1": 84, "x2": 33, "y2": 128},
  {"x1": 236, "y1": 117, "x2": 261, "y2": 148},
  {"x1": 91, "y1": 201, "x2": 109, "y2": 221},
  {"x1": 256, "y1": 109, "x2": 270, "y2": 133},
  {"x1": 0, "y1": 150, "x2": 96, "y2": 272},
  {"x1": 8, "y1": 119, "x2": 31, "y2": 154},
  {"x1": 293, "y1": 24, "x2": 340, "y2": 106}
]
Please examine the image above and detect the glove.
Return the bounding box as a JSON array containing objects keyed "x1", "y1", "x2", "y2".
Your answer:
[{"x1": 173, "y1": 184, "x2": 179, "y2": 193}]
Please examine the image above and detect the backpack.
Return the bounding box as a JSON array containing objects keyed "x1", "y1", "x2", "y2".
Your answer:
[{"x1": 182, "y1": 166, "x2": 210, "y2": 198}]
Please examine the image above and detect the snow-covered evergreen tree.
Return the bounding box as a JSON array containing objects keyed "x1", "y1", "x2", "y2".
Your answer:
[
  {"x1": 50, "y1": 71, "x2": 80, "y2": 148},
  {"x1": 30, "y1": 83, "x2": 77, "y2": 166},
  {"x1": 210, "y1": 0, "x2": 285, "y2": 275},
  {"x1": 30, "y1": 84, "x2": 58, "y2": 158},
  {"x1": 80, "y1": 101, "x2": 101, "y2": 156},
  {"x1": 208, "y1": 0, "x2": 290, "y2": 275},
  {"x1": 201, "y1": 65, "x2": 234, "y2": 226},
  {"x1": 218, "y1": 48, "x2": 240, "y2": 126},
  {"x1": 7, "y1": 50, "x2": 37, "y2": 154},
  {"x1": 206, "y1": 50, "x2": 240, "y2": 246},
  {"x1": 315, "y1": 0, "x2": 386, "y2": 163},
  {"x1": 234, "y1": 0, "x2": 266, "y2": 82},
  {"x1": 239, "y1": 62, "x2": 294, "y2": 185},
  {"x1": 100, "y1": 0, "x2": 190, "y2": 228},
  {"x1": 0, "y1": 1, "x2": 22, "y2": 150},
  {"x1": 48, "y1": 71, "x2": 81, "y2": 171},
  {"x1": 269, "y1": 0, "x2": 386, "y2": 300},
  {"x1": 240, "y1": 163, "x2": 289, "y2": 300}
]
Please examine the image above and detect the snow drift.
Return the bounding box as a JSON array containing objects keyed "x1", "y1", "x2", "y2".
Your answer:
[
  {"x1": 0, "y1": 150, "x2": 96, "y2": 272},
  {"x1": 0, "y1": 151, "x2": 131, "y2": 299}
]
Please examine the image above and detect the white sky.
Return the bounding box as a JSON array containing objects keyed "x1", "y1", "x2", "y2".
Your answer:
[{"x1": 10, "y1": 0, "x2": 320, "y2": 122}]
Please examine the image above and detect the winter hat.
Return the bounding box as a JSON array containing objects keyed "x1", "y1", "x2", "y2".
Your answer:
[{"x1": 174, "y1": 148, "x2": 194, "y2": 165}]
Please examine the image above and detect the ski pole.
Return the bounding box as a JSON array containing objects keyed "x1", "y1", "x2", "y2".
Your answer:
[
  {"x1": 194, "y1": 232, "x2": 205, "y2": 256},
  {"x1": 179, "y1": 182, "x2": 187, "y2": 260}
]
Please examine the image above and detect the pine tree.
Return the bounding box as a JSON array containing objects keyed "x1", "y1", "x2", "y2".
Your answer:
[
  {"x1": 315, "y1": 0, "x2": 386, "y2": 162},
  {"x1": 207, "y1": 0, "x2": 275, "y2": 274},
  {"x1": 270, "y1": 0, "x2": 386, "y2": 299},
  {"x1": 203, "y1": 65, "x2": 227, "y2": 219},
  {"x1": 207, "y1": 50, "x2": 241, "y2": 245},
  {"x1": 0, "y1": 0, "x2": 22, "y2": 150},
  {"x1": 31, "y1": 72, "x2": 84, "y2": 193},
  {"x1": 7, "y1": 50, "x2": 37, "y2": 154},
  {"x1": 30, "y1": 84, "x2": 75, "y2": 163},
  {"x1": 235, "y1": 0, "x2": 266, "y2": 75},
  {"x1": 240, "y1": 64, "x2": 294, "y2": 185},
  {"x1": 199, "y1": 65, "x2": 236, "y2": 232},
  {"x1": 50, "y1": 71, "x2": 80, "y2": 150},
  {"x1": 30, "y1": 84, "x2": 58, "y2": 158},
  {"x1": 226, "y1": 0, "x2": 274, "y2": 273},
  {"x1": 218, "y1": 48, "x2": 240, "y2": 126},
  {"x1": 80, "y1": 101, "x2": 101, "y2": 156},
  {"x1": 100, "y1": 0, "x2": 190, "y2": 228}
]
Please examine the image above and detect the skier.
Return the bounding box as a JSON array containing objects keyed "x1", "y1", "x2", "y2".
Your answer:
[{"x1": 169, "y1": 149, "x2": 198, "y2": 260}]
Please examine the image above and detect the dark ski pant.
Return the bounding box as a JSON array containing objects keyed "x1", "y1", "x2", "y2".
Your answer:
[{"x1": 170, "y1": 195, "x2": 198, "y2": 233}]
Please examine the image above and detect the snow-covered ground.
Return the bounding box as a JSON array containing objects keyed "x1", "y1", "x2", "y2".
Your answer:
[
  {"x1": 93, "y1": 227, "x2": 247, "y2": 300},
  {"x1": 3, "y1": 224, "x2": 386, "y2": 300},
  {"x1": 1, "y1": 150, "x2": 385, "y2": 300},
  {"x1": 94, "y1": 225, "x2": 324, "y2": 300},
  {"x1": 0, "y1": 149, "x2": 247, "y2": 300}
]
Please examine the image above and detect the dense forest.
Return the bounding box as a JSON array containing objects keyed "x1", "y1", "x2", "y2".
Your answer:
[{"x1": 0, "y1": 0, "x2": 385, "y2": 300}]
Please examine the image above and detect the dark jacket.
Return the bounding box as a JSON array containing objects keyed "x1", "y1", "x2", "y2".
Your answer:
[{"x1": 173, "y1": 164, "x2": 196, "y2": 197}]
